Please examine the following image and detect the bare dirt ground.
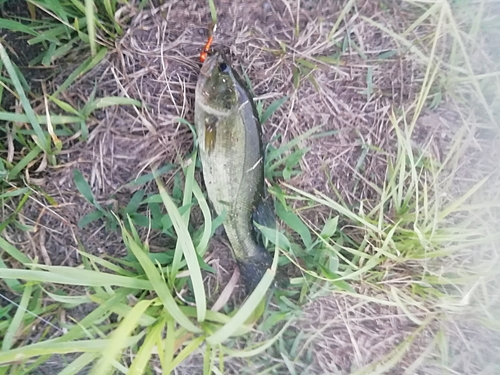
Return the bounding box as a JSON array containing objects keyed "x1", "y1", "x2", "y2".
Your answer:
[{"x1": 3, "y1": 0, "x2": 499, "y2": 374}]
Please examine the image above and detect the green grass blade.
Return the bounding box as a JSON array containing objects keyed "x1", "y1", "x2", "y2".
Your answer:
[
  {"x1": 28, "y1": 23, "x2": 70, "y2": 45},
  {"x1": 0, "y1": 235, "x2": 32, "y2": 264},
  {"x1": 203, "y1": 344, "x2": 214, "y2": 375},
  {"x1": 43, "y1": 0, "x2": 70, "y2": 23},
  {"x1": 62, "y1": 288, "x2": 130, "y2": 341},
  {"x1": 0, "y1": 258, "x2": 22, "y2": 291},
  {"x1": 76, "y1": 244, "x2": 132, "y2": 275},
  {"x1": 166, "y1": 336, "x2": 205, "y2": 373},
  {"x1": 51, "y1": 48, "x2": 107, "y2": 98},
  {"x1": 125, "y1": 164, "x2": 175, "y2": 188},
  {"x1": 265, "y1": 126, "x2": 321, "y2": 164},
  {"x1": 78, "y1": 210, "x2": 105, "y2": 229},
  {"x1": 0, "y1": 187, "x2": 30, "y2": 199},
  {"x1": 255, "y1": 223, "x2": 291, "y2": 252},
  {"x1": 180, "y1": 307, "x2": 252, "y2": 336},
  {"x1": 207, "y1": 0, "x2": 218, "y2": 24},
  {"x1": 0, "y1": 19, "x2": 39, "y2": 36},
  {"x1": 156, "y1": 172, "x2": 207, "y2": 323},
  {"x1": 170, "y1": 153, "x2": 197, "y2": 278},
  {"x1": 2, "y1": 283, "x2": 33, "y2": 351},
  {"x1": 284, "y1": 183, "x2": 381, "y2": 234},
  {"x1": 192, "y1": 182, "x2": 212, "y2": 255},
  {"x1": 83, "y1": 96, "x2": 142, "y2": 116},
  {"x1": 50, "y1": 97, "x2": 83, "y2": 117},
  {"x1": 328, "y1": 0, "x2": 356, "y2": 40},
  {"x1": 128, "y1": 318, "x2": 166, "y2": 374},
  {"x1": 89, "y1": 293, "x2": 156, "y2": 328},
  {"x1": 260, "y1": 96, "x2": 288, "y2": 124},
  {"x1": 0, "y1": 43, "x2": 49, "y2": 152},
  {"x1": 0, "y1": 112, "x2": 83, "y2": 124},
  {"x1": 120, "y1": 222, "x2": 201, "y2": 333},
  {"x1": 103, "y1": 0, "x2": 122, "y2": 34},
  {"x1": 84, "y1": 0, "x2": 97, "y2": 56},
  {"x1": 0, "y1": 267, "x2": 152, "y2": 289},
  {"x1": 0, "y1": 336, "x2": 142, "y2": 365},
  {"x1": 57, "y1": 352, "x2": 100, "y2": 375},
  {"x1": 67, "y1": 0, "x2": 86, "y2": 14},
  {"x1": 89, "y1": 299, "x2": 152, "y2": 375},
  {"x1": 275, "y1": 201, "x2": 312, "y2": 248},
  {"x1": 222, "y1": 320, "x2": 292, "y2": 358},
  {"x1": 206, "y1": 267, "x2": 275, "y2": 345},
  {"x1": 7, "y1": 146, "x2": 42, "y2": 180},
  {"x1": 163, "y1": 315, "x2": 175, "y2": 372},
  {"x1": 72, "y1": 169, "x2": 100, "y2": 207},
  {"x1": 43, "y1": 289, "x2": 91, "y2": 306}
]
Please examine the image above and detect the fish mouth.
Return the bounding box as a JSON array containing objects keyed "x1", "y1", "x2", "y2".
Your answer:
[
  {"x1": 200, "y1": 51, "x2": 221, "y2": 77},
  {"x1": 200, "y1": 50, "x2": 232, "y2": 79}
]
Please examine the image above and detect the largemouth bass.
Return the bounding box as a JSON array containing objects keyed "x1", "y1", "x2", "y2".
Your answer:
[{"x1": 194, "y1": 51, "x2": 277, "y2": 293}]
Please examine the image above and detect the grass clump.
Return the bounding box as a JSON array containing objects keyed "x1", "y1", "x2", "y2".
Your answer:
[
  {"x1": 0, "y1": 0, "x2": 140, "y2": 185},
  {"x1": 0, "y1": 154, "x2": 284, "y2": 374}
]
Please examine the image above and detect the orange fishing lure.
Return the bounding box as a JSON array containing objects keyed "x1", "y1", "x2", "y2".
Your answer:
[{"x1": 200, "y1": 23, "x2": 217, "y2": 63}]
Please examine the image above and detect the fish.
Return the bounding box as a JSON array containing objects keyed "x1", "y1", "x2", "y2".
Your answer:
[{"x1": 194, "y1": 51, "x2": 282, "y2": 293}]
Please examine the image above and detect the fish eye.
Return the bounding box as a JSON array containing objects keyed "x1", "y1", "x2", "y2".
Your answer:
[{"x1": 218, "y1": 62, "x2": 230, "y2": 73}]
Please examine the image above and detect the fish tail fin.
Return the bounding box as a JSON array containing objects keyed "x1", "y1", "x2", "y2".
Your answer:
[{"x1": 237, "y1": 247, "x2": 289, "y2": 293}]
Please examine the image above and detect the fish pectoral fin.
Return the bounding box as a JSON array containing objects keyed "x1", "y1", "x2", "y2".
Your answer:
[{"x1": 204, "y1": 114, "x2": 218, "y2": 153}]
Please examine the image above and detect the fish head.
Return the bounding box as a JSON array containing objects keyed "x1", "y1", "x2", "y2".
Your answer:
[{"x1": 197, "y1": 52, "x2": 239, "y2": 113}]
